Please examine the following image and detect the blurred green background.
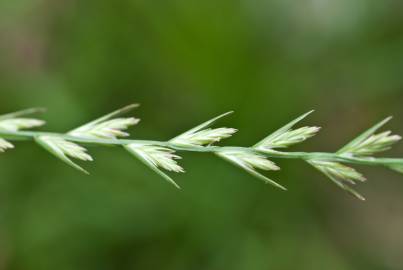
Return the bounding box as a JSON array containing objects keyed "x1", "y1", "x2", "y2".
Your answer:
[{"x1": 1, "y1": 0, "x2": 403, "y2": 269}]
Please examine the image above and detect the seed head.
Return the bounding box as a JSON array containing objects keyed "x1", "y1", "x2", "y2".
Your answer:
[
  {"x1": 0, "y1": 118, "x2": 45, "y2": 132},
  {"x1": 0, "y1": 138, "x2": 14, "y2": 152},
  {"x1": 70, "y1": 118, "x2": 140, "y2": 139},
  {"x1": 171, "y1": 127, "x2": 237, "y2": 147},
  {"x1": 126, "y1": 144, "x2": 184, "y2": 173}
]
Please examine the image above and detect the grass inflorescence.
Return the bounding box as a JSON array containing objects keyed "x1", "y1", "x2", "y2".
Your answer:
[{"x1": 1, "y1": 104, "x2": 402, "y2": 200}]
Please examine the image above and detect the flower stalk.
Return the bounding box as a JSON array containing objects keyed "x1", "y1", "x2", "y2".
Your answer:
[{"x1": 0, "y1": 105, "x2": 402, "y2": 200}]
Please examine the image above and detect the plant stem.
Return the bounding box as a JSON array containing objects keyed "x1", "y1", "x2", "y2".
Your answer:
[{"x1": 1, "y1": 130, "x2": 402, "y2": 168}]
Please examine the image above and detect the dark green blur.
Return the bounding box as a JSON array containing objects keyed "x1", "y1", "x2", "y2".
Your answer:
[{"x1": 1, "y1": 1, "x2": 403, "y2": 269}]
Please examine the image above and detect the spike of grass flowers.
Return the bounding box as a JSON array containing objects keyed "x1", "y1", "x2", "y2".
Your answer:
[{"x1": 0, "y1": 105, "x2": 402, "y2": 200}]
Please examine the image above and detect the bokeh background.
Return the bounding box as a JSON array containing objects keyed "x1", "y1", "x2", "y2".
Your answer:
[{"x1": 1, "y1": 0, "x2": 403, "y2": 269}]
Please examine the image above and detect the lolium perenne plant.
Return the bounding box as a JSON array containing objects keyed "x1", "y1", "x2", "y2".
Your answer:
[{"x1": 0, "y1": 104, "x2": 402, "y2": 200}]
